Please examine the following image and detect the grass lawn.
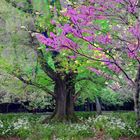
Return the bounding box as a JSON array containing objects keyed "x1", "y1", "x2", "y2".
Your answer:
[{"x1": 0, "y1": 112, "x2": 140, "y2": 140}]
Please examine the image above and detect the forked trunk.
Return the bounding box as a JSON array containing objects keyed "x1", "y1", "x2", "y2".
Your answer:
[{"x1": 51, "y1": 73, "x2": 76, "y2": 122}]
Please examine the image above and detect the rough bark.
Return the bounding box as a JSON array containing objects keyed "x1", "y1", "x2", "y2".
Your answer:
[
  {"x1": 66, "y1": 72, "x2": 76, "y2": 121},
  {"x1": 50, "y1": 72, "x2": 76, "y2": 122},
  {"x1": 66, "y1": 90, "x2": 75, "y2": 119},
  {"x1": 53, "y1": 77, "x2": 67, "y2": 121}
]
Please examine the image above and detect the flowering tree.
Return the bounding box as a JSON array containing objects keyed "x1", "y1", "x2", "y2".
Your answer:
[
  {"x1": 4, "y1": 0, "x2": 105, "y2": 122},
  {"x1": 36, "y1": 0, "x2": 140, "y2": 125}
]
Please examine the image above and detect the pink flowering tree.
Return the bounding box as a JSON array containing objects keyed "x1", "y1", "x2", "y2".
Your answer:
[
  {"x1": 5, "y1": 0, "x2": 110, "y2": 122},
  {"x1": 36, "y1": 0, "x2": 140, "y2": 125}
]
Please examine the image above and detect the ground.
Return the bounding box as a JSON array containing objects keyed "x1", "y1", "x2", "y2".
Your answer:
[{"x1": 0, "y1": 112, "x2": 140, "y2": 140}]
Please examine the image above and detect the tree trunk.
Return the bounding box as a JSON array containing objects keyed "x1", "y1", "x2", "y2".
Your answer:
[
  {"x1": 66, "y1": 71, "x2": 77, "y2": 121},
  {"x1": 66, "y1": 91, "x2": 75, "y2": 120},
  {"x1": 134, "y1": 65, "x2": 140, "y2": 127},
  {"x1": 66, "y1": 79, "x2": 75, "y2": 121},
  {"x1": 95, "y1": 97, "x2": 102, "y2": 115},
  {"x1": 50, "y1": 73, "x2": 76, "y2": 122},
  {"x1": 52, "y1": 78, "x2": 67, "y2": 122}
]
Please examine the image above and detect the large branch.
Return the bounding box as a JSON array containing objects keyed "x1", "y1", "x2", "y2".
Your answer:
[
  {"x1": 73, "y1": 88, "x2": 83, "y2": 102},
  {"x1": 28, "y1": 30, "x2": 57, "y2": 80},
  {"x1": 4, "y1": 0, "x2": 35, "y2": 14},
  {"x1": 12, "y1": 73, "x2": 56, "y2": 98},
  {"x1": 36, "y1": 49, "x2": 57, "y2": 81},
  {"x1": 67, "y1": 43, "x2": 134, "y2": 85}
]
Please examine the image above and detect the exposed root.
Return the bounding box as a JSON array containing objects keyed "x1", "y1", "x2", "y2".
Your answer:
[{"x1": 42, "y1": 113, "x2": 78, "y2": 124}]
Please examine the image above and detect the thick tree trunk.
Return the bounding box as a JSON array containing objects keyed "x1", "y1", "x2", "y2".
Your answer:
[
  {"x1": 52, "y1": 78, "x2": 67, "y2": 121},
  {"x1": 66, "y1": 79, "x2": 75, "y2": 121},
  {"x1": 66, "y1": 71, "x2": 77, "y2": 121},
  {"x1": 51, "y1": 73, "x2": 76, "y2": 122},
  {"x1": 66, "y1": 91, "x2": 74, "y2": 118},
  {"x1": 134, "y1": 65, "x2": 140, "y2": 127},
  {"x1": 134, "y1": 86, "x2": 140, "y2": 126},
  {"x1": 134, "y1": 0, "x2": 140, "y2": 127}
]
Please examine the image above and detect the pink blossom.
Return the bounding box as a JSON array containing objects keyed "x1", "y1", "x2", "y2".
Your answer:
[
  {"x1": 129, "y1": 22, "x2": 140, "y2": 39},
  {"x1": 107, "y1": 64, "x2": 121, "y2": 73},
  {"x1": 87, "y1": 67, "x2": 102, "y2": 75},
  {"x1": 67, "y1": 55, "x2": 77, "y2": 59},
  {"x1": 36, "y1": 33, "x2": 54, "y2": 46},
  {"x1": 127, "y1": 0, "x2": 138, "y2": 13},
  {"x1": 88, "y1": 67, "x2": 114, "y2": 80},
  {"x1": 83, "y1": 36, "x2": 94, "y2": 42},
  {"x1": 97, "y1": 34, "x2": 111, "y2": 45}
]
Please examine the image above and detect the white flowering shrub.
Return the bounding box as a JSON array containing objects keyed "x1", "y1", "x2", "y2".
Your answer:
[
  {"x1": 12, "y1": 118, "x2": 30, "y2": 130},
  {"x1": 0, "y1": 113, "x2": 140, "y2": 140},
  {"x1": 53, "y1": 123, "x2": 94, "y2": 139},
  {"x1": 0, "y1": 117, "x2": 30, "y2": 137},
  {"x1": 91, "y1": 115, "x2": 137, "y2": 139},
  {"x1": 0, "y1": 120, "x2": 3, "y2": 128}
]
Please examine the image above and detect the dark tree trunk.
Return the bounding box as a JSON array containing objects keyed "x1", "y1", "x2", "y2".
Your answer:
[
  {"x1": 66, "y1": 91, "x2": 74, "y2": 117},
  {"x1": 52, "y1": 78, "x2": 67, "y2": 121},
  {"x1": 51, "y1": 72, "x2": 76, "y2": 122},
  {"x1": 134, "y1": 65, "x2": 140, "y2": 127},
  {"x1": 66, "y1": 78, "x2": 75, "y2": 121}
]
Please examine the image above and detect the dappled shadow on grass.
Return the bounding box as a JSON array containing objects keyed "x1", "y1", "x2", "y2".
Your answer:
[
  {"x1": 0, "y1": 137, "x2": 20, "y2": 140},
  {"x1": 85, "y1": 130, "x2": 105, "y2": 140},
  {"x1": 1, "y1": 136, "x2": 140, "y2": 140},
  {"x1": 118, "y1": 137, "x2": 140, "y2": 140},
  {"x1": 85, "y1": 131, "x2": 140, "y2": 140}
]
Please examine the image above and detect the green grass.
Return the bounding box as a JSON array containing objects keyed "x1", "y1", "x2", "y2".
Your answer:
[{"x1": 0, "y1": 112, "x2": 140, "y2": 140}]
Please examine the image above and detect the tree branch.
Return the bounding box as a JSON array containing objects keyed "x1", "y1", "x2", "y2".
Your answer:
[
  {"x1": 4, "y1": 0, "x2": 34, "y2": 14},
  {"x1": 12, "y1": 73, "x2": 56, "y2": 98},
  {"x1": 73, "y1": 88, "x2": 83, "y2": 102},
  {"x1": 27, "y1": 28, "x2": 57, "y2": 81}
]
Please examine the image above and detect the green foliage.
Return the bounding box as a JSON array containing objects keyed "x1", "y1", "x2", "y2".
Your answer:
[
  {"x1": 94, "y1": 20, "x2": 110, "y2": 34},
  {"x1": 76, "y1": 112, "x2": 96, "y2": 119},
  {"x1": 28, "y1": 96, "x2": 54, "y2": 110},
  {"x1": 100, "y1": 88, "x2": 126, "y2": 106}
]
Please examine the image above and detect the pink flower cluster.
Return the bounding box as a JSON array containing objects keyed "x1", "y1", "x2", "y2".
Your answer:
[
  {"x1": 88, "y1": 67, "x2": 114, "y2": 80},
  {"x1": 129, "y1": 22, "x2": 140, "y2": 39},
  {"x1": 36, "y1": 0, "x2": 140, "y2": 79},
  {"x1": 36, "y1": 32, "x2": 79, "y2": 52}
]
